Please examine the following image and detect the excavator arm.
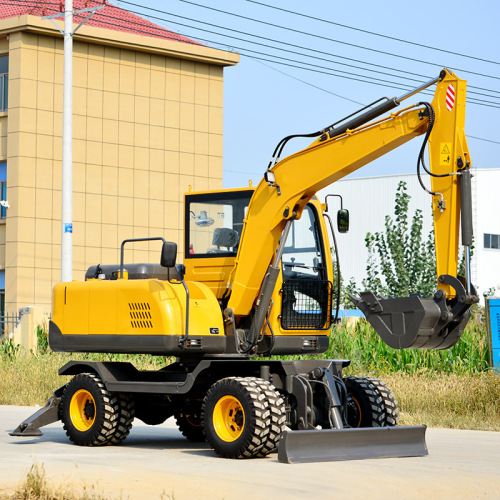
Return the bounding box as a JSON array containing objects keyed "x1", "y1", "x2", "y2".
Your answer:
[{"x1": 227, "y1": 69, "x2": 478, "y2": 349}]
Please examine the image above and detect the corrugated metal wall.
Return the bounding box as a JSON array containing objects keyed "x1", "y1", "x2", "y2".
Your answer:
[{"x1": 319, "y1": 169, "x2": 500, "y2": 298}]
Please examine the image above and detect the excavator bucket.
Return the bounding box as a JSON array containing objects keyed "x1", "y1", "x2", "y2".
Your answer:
[
  {"x1": 278, "y1": 425, "x2": 428, "y2": 463},
  {"x1": 350, "y1": 275, "x2": 478, "y2": 350}
]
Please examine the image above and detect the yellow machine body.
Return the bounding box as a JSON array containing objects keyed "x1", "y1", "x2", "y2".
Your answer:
[
  {"x1": 18, "y1": 70, "x2": 478, "y2": 464},
  {"x1": 50, "y1": 278, "x2": 226, "y2": 355},
  {"x1": 48, "y1": 69, "x2": 476, "y2": 357}
]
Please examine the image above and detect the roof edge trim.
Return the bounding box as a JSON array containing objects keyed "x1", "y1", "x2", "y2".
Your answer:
[{"x1": 1, "y1": 15, "x2": 239, "y2": 66}]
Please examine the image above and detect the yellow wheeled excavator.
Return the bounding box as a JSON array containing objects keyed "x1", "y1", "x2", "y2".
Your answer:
[{"x1": 11, "y1": 69, "x2": 478, "y2": 463}]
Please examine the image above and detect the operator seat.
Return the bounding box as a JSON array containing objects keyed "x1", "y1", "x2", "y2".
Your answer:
[{"x1": 211, "y1": 227, "x2": 240, "y2": 251}]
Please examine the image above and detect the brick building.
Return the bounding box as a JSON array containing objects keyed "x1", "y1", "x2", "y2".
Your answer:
[{"x1": 0, "y1": 0, "x2": 238, "y2": 314}]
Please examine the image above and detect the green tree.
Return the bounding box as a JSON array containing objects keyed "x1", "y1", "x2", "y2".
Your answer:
[{"x1": 362, "y1": 181, "x2": 437, "y2": 298}]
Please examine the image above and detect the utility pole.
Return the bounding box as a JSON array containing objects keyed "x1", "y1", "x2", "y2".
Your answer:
[
  {"x1": 43, "y1": 2, "x2": 104, "y2": 282},
  {"x1": 61, "y1": 0, "x2": 73, "y2": 283}
]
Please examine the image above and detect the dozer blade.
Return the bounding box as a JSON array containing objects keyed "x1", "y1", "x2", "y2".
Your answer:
[
  {"x1": 277, "y1": 425, "x2": 428, "y2": 464},
  {"x1": 350, "y1": 275, "x2": 478, "y2": 349}
]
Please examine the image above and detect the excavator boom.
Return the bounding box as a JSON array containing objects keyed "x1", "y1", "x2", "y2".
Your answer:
[{"x1": 227, "y1": 69, "x2": 477, "y2": 350}]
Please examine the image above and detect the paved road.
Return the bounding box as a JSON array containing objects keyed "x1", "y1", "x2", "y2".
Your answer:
[{"x1": 1, "y1": 405, "x2": 500, "y2": 500}]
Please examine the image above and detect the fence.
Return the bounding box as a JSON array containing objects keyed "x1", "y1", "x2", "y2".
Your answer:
[
  {"x1": 0, "y1": 307, "x2": 49, "y2": 351},
  {"x1": 0, "y1": 311, "x2": 21, "y2": 338}
]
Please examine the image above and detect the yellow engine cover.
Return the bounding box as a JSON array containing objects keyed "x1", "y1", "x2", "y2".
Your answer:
[{"x1": 49, "y1": 279, "x2": 226, "y2": 355}]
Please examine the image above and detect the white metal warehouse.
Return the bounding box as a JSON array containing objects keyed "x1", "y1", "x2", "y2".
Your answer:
[{"x1": 319, "y1": 168, "x2": 500, "y2": 300}]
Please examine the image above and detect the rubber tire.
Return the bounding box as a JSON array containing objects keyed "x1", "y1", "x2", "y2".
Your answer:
[
  {"x1": 109, "y1": 393, "x2": 135, "y2": 445},
  {"x1": 366, "y1": 377, "x2": 400, "y2": 426},
  {"x1": 61, "y1": 373, "x2": 119, "y2": 446},
  {"x1": 249, "y1": 378, "x2": 286, "y2": 458},
  {"x1": 202, "y1": 377, "x2": 271, "y2": 459},
  {"x1": 344, "y1": 376, "x2": 385, "y2": 428},
  {"x1": 174, "y1": 400, "x2": 205, "y2": 442}
]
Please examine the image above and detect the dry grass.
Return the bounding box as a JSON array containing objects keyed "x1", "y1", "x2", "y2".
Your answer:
[
  {"x1": 0, "y1": 347, "x2": 169, "y2": 406},
  {"x1": 382, "y1": 370, "x2": 500, "y2": 431},
  {"x1": 0, "y1": 462, "x2": 112, "y2": 500},
  {"x1": 0, "y1": 462, "x2": 180, "y2": 500},
  {"x1": 329, "y1": 315, "x2": 490, "y2": 375},
  {"x1": 1, "y1": 336, "x2": 499, "y2": 432},
  {"x1": 0, "y1": 351, "x2": 67, "y2": 406}
]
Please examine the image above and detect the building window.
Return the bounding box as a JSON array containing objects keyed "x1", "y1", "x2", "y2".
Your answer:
[
  {"x1": 484, "y1": 233, "x2": 500, "y2": 250},
  {"x1": 0, "y1": 181, "x2": 5, "y2": 219},
  {"x1": 0, "y1": 55, "x2": 8, "y2": 112},
  {"x1": 0, "y1": 162, "x2": 5, "y2": 219}
]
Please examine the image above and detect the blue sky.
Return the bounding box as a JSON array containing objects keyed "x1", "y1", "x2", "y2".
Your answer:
[{"x1": 124, "y1": 0, "x2": 500, "y2": 188}]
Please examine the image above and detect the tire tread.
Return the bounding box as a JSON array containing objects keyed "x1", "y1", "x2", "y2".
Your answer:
[
  {"x1": 202, "y1": 377, "x2": 271, "y2": 459},
  {"x1": 61, "y1": 372, "x2": 119, "y2": 447}
]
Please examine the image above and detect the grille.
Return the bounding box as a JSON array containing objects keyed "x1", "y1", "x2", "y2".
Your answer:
[
  {"x1": 280, "y1": 280, "x2": 332, "y2": 330},
  {"x1": 129, "y1": 302, "x2": 153, "y2": 329}
]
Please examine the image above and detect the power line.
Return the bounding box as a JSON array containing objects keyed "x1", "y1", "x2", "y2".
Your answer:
[
  {"x1": 109, "y1": 1, "x2": 500, "y2": 104},
  {"x1": 468, "y1": 135, "x2": 500, "y2": 145},
  {"x1": 21, "y1": 0, "x2": 500, "y2": 102},
  {"x1": 145, "y1": 0, "x2": 500, "y2": 83},
  {"x1": 104, "y1": 9, "x2": 500, "y2": 108},
  {"x1": 252, "y1": 59, "x2": 365, "y2": 105},
  {"x1": 163, "y1": 18, "x2": 500, "y2": 102},
  {"x1": 246, "y1": 0, "x2": 500, "y2": 68},
  {"x1": 14, "y1": 0, "x2": 498, "y2": 109},
  {"x1": 8, "y1": 1, "x2": 500, "y2": 143},
  {"x1": 131, "y1": 1, "x2": 428, "y2": 85},
  {"x1": 144, "y1": 3, "x2": 500, "y2": 100},
  {"x1": 237, "y1": 52, "x2": 500, "y2": 109},
  {"x1": 72, "y1": 5, "x2": 500, "y2": 108}
]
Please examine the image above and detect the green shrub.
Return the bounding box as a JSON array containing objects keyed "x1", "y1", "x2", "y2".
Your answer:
[{"x1": 328, "y1": 315, "x2": 490, "y2": 375}]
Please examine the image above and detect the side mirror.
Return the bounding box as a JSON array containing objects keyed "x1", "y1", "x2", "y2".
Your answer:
[
  {"x1": 161, "y1": 241, "x2": 177, "y2": 268},
  {"x1": 337, "y1": 209, "x2": 349, "y2": 233}
]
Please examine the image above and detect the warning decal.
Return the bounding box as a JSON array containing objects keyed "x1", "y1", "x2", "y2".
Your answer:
[
  {"x1": 446, "y1": 84, "x2": 455, "y2": 111},
  {"x1": 440, "y1": 143, "x2": 452, "y2": 166}
]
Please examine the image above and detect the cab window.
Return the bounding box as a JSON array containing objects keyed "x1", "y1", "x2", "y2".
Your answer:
[{"x1": 185, "y1": 191, "x2": 253, "y2": 258}]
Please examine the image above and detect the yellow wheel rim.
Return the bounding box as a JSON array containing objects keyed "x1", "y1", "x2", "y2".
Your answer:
[
  {"x1": 213, "y1": 395, "x2": 245, "y2": 442},
  {"x1": 69, "y1": 389, "x2": 96, "y2": 432}
]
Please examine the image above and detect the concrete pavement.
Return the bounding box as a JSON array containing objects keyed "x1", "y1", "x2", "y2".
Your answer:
[{"x1": 1, "y1": 405, "x2": 500, "y2": 499}]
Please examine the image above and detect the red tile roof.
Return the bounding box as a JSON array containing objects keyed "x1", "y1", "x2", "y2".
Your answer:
[{"x1": 0, "y1": 0, "x2": 202, "y2": 45}]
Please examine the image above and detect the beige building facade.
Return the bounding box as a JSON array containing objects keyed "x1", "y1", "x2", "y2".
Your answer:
[{"x1": 0, "y1": 9, "x2": 238, "y2": 315}]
